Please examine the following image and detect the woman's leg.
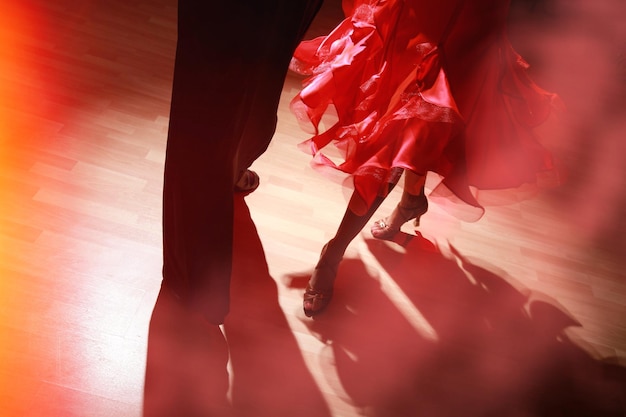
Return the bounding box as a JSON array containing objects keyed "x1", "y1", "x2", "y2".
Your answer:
[
  {"x1": 304, "y1": 184, "x2": 395, "y2": 316},
  {"x1": 370, "y1": 171, "x2": 429, "y2": 240},
  {"x1": 402, "y1": 170, "x2": 427, "y2": 196}
]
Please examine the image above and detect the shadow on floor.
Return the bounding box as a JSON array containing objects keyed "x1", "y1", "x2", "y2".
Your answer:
[
  {"x1": 291, "y1": 233, "x2": 626, "y2": 417},
  {"x1": 143, "y1": 196, "x2": 330, "y2": 417}
]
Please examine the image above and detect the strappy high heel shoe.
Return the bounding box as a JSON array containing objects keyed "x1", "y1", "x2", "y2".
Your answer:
[
  {"x1": 303, "y1": 243, "x2": 341, "y2": 317},
  {"x1": 371, "y1": 196, "x2": 428, "y2": 241}
]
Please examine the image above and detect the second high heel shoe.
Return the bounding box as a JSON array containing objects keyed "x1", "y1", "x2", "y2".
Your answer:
[
  {"x1": 371, "y1": 197, "x2": 428, "y2": 240},
  {"x1": 303, "y1": 243, "x2": 341, "y2": 317},
  {"x1": 303, "y1": 282, "x2": 334, "y2": 318}
]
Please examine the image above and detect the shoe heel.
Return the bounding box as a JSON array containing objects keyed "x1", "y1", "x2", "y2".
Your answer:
[{"x1": 413, "y1": 216, "x2": 420, "y2": 227}]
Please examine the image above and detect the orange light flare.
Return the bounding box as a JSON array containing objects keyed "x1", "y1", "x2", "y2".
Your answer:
[
  {"x1": 2, "y1": 1, "x2": 167, "y2": 412},
  {"x1": 1, "y1": 0, "x2": 79, "y2": 257},
  {"x1": 1, "y1": 2, "x2": 61, "y2": 142},
  {"x1": 2, "y1": 1, "x2": 61, "y2": 239},
  {"x1": 1, "y1": 1, "x2": 33, "y2": 410},
  {"x1": 0, "y1": 1, "x2": 26, "y2": 145},
  {"x1": 1, "y1": 5, "x2": 38, "y2": 246}
]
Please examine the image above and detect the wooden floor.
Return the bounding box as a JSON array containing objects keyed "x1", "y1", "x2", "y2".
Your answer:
[{"x1": 1, "y1": 0, "x2": 625, "y2": 416}]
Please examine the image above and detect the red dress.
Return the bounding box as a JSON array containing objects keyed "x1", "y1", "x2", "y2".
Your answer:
[{"x1": 290, "y1": 0, "x2": 560, "y2": 219}]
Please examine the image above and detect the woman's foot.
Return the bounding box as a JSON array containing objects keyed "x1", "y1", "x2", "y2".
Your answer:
[
  {"x1": 371, "y1": 196, "x2": 428, "y2": 240},
  {"x1": 303, "y1": 282, "x2": 334, "y2": 318},
  {"x1": 303, "y1": 243, "x2": 341, "y2": 317}
]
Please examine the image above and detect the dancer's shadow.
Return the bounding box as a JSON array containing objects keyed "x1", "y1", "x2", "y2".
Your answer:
[
  {"x1": 294, "y1": 232, "x2": 626, "y2": 416},
  {"x1": 143, "y1": 196, "x2": 330, "y2": 417},
  {"x1": 224, "y1": 196, "x2": 331, "y2": 417}
]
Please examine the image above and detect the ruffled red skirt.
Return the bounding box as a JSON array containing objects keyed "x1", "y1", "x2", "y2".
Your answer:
[{"x1": 290, "y1": 0, "x2": 560, "y2": 219}]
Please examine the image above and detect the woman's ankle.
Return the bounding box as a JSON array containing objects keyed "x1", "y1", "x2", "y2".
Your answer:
[{"x1": 399, "y1": 188, "x2": 426, "y2": 209}]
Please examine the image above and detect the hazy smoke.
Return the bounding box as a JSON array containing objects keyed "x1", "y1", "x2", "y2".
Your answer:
[{"x1": 509, "y1": 0, "x2": 626, "y2": 256}]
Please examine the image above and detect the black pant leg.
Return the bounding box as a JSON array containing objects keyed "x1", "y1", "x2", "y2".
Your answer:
[
  {"x1": 235, "y1": 0, "x2": 324, "y2": 173},
  {"x1": 162, "y1": 1, "x2": 254, "y2": 324},
  {"x1": 162, "y1": 0, "x2": 323, "y2": 325}
]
